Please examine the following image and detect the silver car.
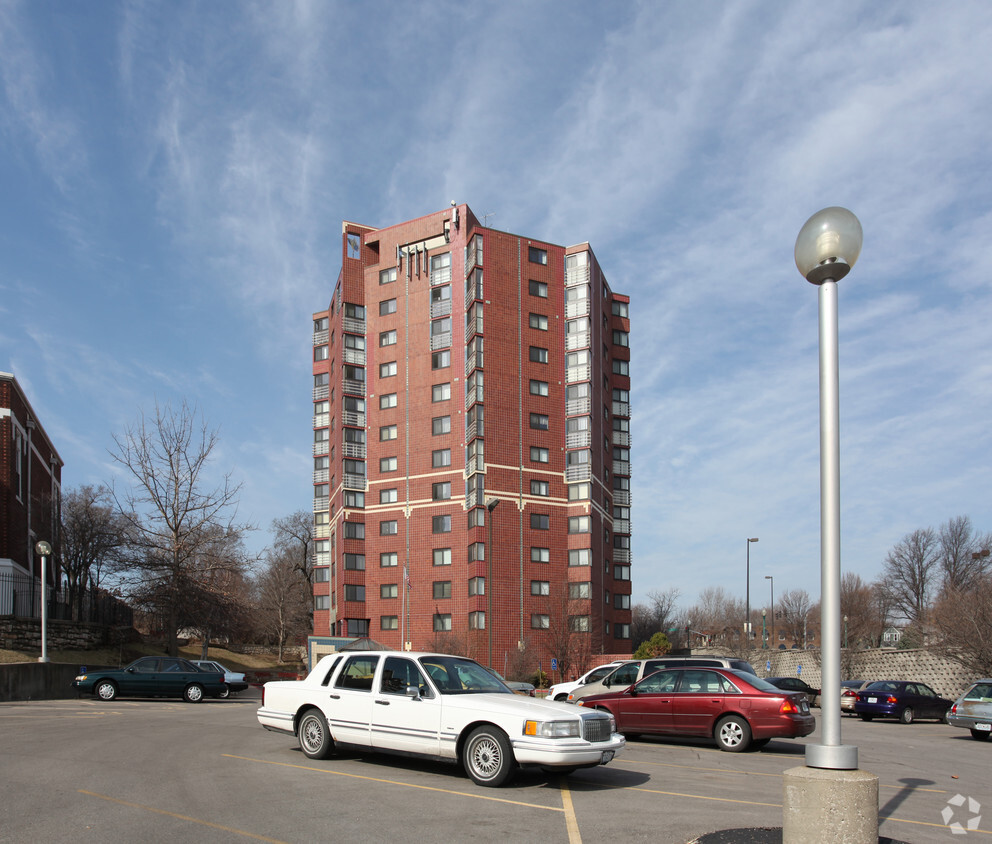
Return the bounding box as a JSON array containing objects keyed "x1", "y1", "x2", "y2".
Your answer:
[{"x1": 947, "y1": 680, "x2": 992, "y2": 741}]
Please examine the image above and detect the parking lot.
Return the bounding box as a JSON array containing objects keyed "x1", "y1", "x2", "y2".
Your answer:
[{"x1": 1, "y1": 691, "x2": 989, "y2": 844}]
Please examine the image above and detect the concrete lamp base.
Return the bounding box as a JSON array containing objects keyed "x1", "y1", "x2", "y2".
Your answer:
[{"x1": 783, "y1": 765, "x2": 879, "y2": 844}]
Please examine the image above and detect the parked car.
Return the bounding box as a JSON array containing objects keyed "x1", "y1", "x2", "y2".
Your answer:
[
  {"x1": 488, "y1": 670, "x2": 536, "y2": 697},
  {"x1": 840, "y1": 680, "x2": 870, "y2": 714},
  {"x1": 567, "y1": 656, "x2": 757, "y2": 703},
  {"x1": 192, "y1": 659, "x2": 249, "y2": 697},
  {"x1": 576, "y1": 666, "x2": 815, "y2": 752},
  {"x1": 73, "y1": 656, "x2": 227, "y2": 703},
  {"x1": 257, "y1": 651, "x2": 625, "y2": 787},
  {"x1": 547, "y1": 662, "x2": 625, "y2": 702},
  {"x1": 767, "y1": 677, "x2": 820, "y2": 706},
  {"x1": 854, "y1": 681, "x2": 952, "y2": 724},
  {"x1": 947, "y1": 680, "x2": 992, "y2": 741}
]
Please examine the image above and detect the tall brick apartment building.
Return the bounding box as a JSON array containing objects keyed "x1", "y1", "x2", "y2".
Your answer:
[
  {"x1": 1, "y1": 371, "x2": 63, "y2": 611},
  {"x1": 311, "y1": 205, "x2": 631, "y2": 668}
]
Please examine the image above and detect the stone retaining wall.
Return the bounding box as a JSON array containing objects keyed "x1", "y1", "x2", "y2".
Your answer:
[{"x1": 0, "y1": 617, "x2": 113, "y2": 653}]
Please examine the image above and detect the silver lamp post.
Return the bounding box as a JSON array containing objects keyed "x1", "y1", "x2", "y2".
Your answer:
[
  {"x1": 35, "y1": 541, "x2": 52, "y2": 664},
  {"x1": 745, "y1": 537, "x2": 758, "y2": 645}
]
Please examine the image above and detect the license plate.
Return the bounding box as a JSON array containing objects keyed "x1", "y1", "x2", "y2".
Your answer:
[
  {"x1": 867, "y1": 697, "x2": 878, "y2": 703},
  {"x1": 976, "y1": 723, "x2": 991, "y2": 732},
  {"x1": 601, "y1": 750, "x2": 615, "y2": 763}
]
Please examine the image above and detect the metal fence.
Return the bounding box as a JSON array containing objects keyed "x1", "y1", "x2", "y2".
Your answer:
[{"x1": 0, "y1": 571, "x2": 133, "y2": 626}]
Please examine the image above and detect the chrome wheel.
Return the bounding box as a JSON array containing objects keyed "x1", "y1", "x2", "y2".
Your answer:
[
  {"x1": 464, "y1": 726, "x2": 516, "y2": 787},
  {"x1": 715, "y1": 715, "x2": 751, "y2": 752},
  {"x1": 299, "y1": 710, "x2": 333, "y2": 759},
  {"x1": 184, "y1": 683, "x2": 204, "y2": 703},
  {"x1": 900, "y1": 707, "x2": 914, "y2": 725},
  {"x1": 96, "y1": 681, "x2": 117, "y2": 701}
]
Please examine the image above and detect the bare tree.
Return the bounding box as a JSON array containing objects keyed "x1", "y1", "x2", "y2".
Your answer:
[
  {"x1": 255, "y1": 545, "x2": 313, "y2": 662},
  {"x1": 631, "y1": 587, "x2": 681, "y2": 651},
  {"x1": 688, "y1": 587, "x2": 745, "y2": 652},
  {"x1": 931, "y1": 575, "x2": 992, "y2": 676},
  {"x1": 542, "y1": 577, "x2": 592, "y2": 682},
  {"x1": 109, "y1": 401, "x2": 252, "y2": 656},
  {"x1": 839, "y1": 572, "x2": 877, "y2": 649},
  {"x1": 778, "y1": 589, "x2": 816, "y2": 648},
  {"x1": 60, "y1": 484, "x2": 129, "y2": 619},
  {"x1": 271, "y1": 510, "x2": 316, "y2": 587},
  {"x1": 938, "y1": 515, "x2": 992, "y2": 594},
  {"x1": 881, "y1": 527, "x2": 939, "y2": 625}
]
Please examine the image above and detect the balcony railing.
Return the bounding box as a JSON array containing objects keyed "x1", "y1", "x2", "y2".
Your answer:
[
  {"x1": 566, "y1": 430, "x2": 592, "y2": 449},
  {"x1": 343, "y1": 317, "x2": 365, "y2": 334},
  {"x1": 343, "y1": 473, "x2": 367, "y2": 491},
  {"x1": 566, "y1": 397, "x2": 591, "y2": 416},
  {"x1": 313, "y1": 496, "x2": 330, "y2": 513},
  {"x1": 613, "y1": 460, "x2": 630, "y2": 476},
  {"x1": 313, "y1": 469, "x2": 330, "y2": 483},
  {"x1": 566, "y1": 332, "x2": 590, "y2": 351},
  {"x1": 343, "y1": 441, "x2": 366, "y2": 459},
  {"x1": 344, "y1": 348, "x2": 366, "y2": 366},
  {"x1": 612, "y1": 431, "x2": 631, "y2": 447},
  {"x1": 313, "y1": 412, "x2": 329, "y2": 428},
  {"x1": 565, "y1": 265, "x2": 591, "y2": 287},
  {"x1": 465, "y1": 420, "x2": 483, "y2": 441},
  {"x1": 565, "y1": 298, "x2": 590, "y2": 319},
  {"x1": 313, "y1": 329, "x2": 328, "y2": 345},
  {"x1": 612, "y1": 401, "x2": 630, "y2": 417},
  {"x1": 465, "y1": 385, "x2": 483, "y2": 408},
  {"x1": 565, "y1": 464, "x2": 592, "y2": 483},
  {"x1": 613, "y1": 519, "x2": 631, "y2": 534},
  {"x1": 342, "y1": 410, "x2": 365, "y2": 428},
  {"x1": 613, "y1": 548, "x2": 631, "y2": 564},
  {"x1": 465, "y1": 351, "x2": 482, "y2": 376},
  {"x1": 466, "y1": 316, "x2": 483, "y2": 342},
  {"x1": 430, "y1": 299, "x2": 452, "y2": 319},
  {"x1": 313, "y1": 441, "x2": 329, "y2": 456},
  {"x1": 465, "y1": 276, "x2": 483, "y2": 302},
  {"x1": 613, "y1": 490, "x2": 631, "y2": 506},
  {"x1": 313, "y1": 385, "x2": 329, "y2": 401},
  {"x1": 343, "y1": 378, "x2": 365, "y2": 396},
  {"x1": 314, "y1": 551, "x2": 331, "y2": 566},
  {"x1": 464, "y1": 455, "x2": 486, "y2": 476},
  {"x1": 431, "y1": 266, "x2": 452, "y2": 287},
  {"x1": 566, "y1": 365, "x2": 591, "y2": 384},
  {"x1": 430, "y1": 332, "x2": 452, "y2": 350}
]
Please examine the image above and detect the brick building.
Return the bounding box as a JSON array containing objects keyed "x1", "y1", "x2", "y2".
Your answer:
[
  {"x1": 310, "y1": 205, "x2": 631, "y2": 669},
  {"x1": 1, "y1": 372, "x2": 63, "y2": 612}
]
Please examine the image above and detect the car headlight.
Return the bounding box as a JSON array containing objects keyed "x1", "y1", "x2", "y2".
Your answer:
[
  {"x1": 74, "y1": 675, "x2": 87, "y2": 682},
  {"x1": 524, "y1": 720, "x2": 581, "y2": 738}
]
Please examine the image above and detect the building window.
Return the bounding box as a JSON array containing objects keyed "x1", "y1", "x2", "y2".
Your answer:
[
  {"x1": 531, "y1": 614, "x2": 550, "y2": 629},
  {"x1": 612, "y1": 330, "x2": 629, "y2": 347},
  {"x1": 615, "y1": 624, "x2": 631, "y2": 640},
  {"x1": 432, "y1": 350, "x2": 450, "y2": 370},
  {"x1": 380, "y1": 520, "x2": 398, "y2": 535},
  {"x1": 380, "y1": 425, "x2": 398, "y2": 441},
  {"x1": 528, "y1": 246, "x2": 548, "y2": 265},
  {"x1": 469, "y1": 611, "x2": 485, "y2": 630},
  {"x1": 433, "y1": 548, "x2": 452, "y2": 566},
  {"x1": 612, "y1": 301, "x2": 628, "y2": 318},
  {"x1": 344, "y1": 334, "x2": 365, "y2": 351},
  {"x1": 467, "y1": 542, "x2": 485, "y2": 562},
  {"x1": 529, "y1": 346, "x2": 548, "y2": 364},
  {"x1": 529, "y1": 279, "x2": 548, "y2": 298},
  {"x1": 569, "y1": 582, "x2": 592, "y2": 600},
  {"x1": 344, "y1": 553, "x2": 365, "y2": 570},
  {"x1": 380, "y1": 267, "x2": 397, "y2": 285},
  {"x1": 380, "y1": 393, "x2": 398, "y2": 409},
  {"x1": 381, "y1": 615, "x2": 399, "y2": 630},
  {"x1": 381, "y1": 552, "x2": 398, "y2": 568},
  {"x1": 314, "y1": 316, "x2": 329, "y2": 332},
  {"x1": 381, "y1": 583, "x2": 398, "y2": 599},
  {"x1": 467, "y1": 508, "x2": 486, "y2": 529},
  {"x1": 432, "y1": 449, "x2": 451, "y2": 468},
  {"x1": 432, "y1": 415, "x2": 451, "y2": 435},
  {"x1": 314, "y1": 345, "x2": 328, "y2": 361},
  {"x1": 468, "y1": 576, "x2": 485, "y2": 596},
  {"x1": 432, "y1": 482, "x2": 451, "y2": 501},
  {"x1": 529, "y1": 413, "x2": 549, "y2": 430},
  {"x1": 531, "y1": 580, "x2": 550, "y2": 596},
  {"x1": 380, "y1": 361, "x2": 397, "y2": 378},
  {"x1": 347, "y1": 619, "x2": 370, "y2": 637},
  {"x1": 614, "y1": 564, "x2": 631, "y2": 581},
  {"x1": 613, "y1": 359, "x2": 629, "y2": 376},
  {"x1": 314, "y1": 567, "x2": 330, "y2": 583},
  {"x1": 569, "y1": 516, "x2": 591, "y2": 534},
  {"x1": 380, "y1": 456, "x2": 398, "y2": 472},
  {"x1": 530, "y1": 479, "x2": 549, "y2": 496},
  {"x1": 569, "y1": 549, "x2": 591, "y2": 567},
  {"x1": 530, "y1": 513, "x2": 549, "y2": 530},
  {"x1": 432, "y1": 383, "x2": 451, "y2": 402},
  {"x1": 529, "y1": 313, "x2": 548, "y2": 330},
  {"x1": 315, "y1": 595, "x2": 330, "y2": 611},
  {"x1": 615, "y1": 593, "x2": 631, "y2": 610},
  {"x1": 380, "y1": 298, "x2": 397, "y2": 316},
  {"x1": 529, "y1": 380, "x2": 549, "y2": 396},
  {"x1": 531, "y1": 547, "x2": 550, "y2": 563},
  {"x1": 344, "y1": 585, "x2": 365, "y2": 602},
  {"x1": 433, "y1": 581, "x2": 452, "y2": 599},
  {"x1": 530, "y1": 446, "x2": 549, "y2": 463},
  {"x1": 433, "y1": 613, "x2": 452, "y2": 632},
  {"x1": 569, "y1": 615, "x2": 591, "y2": 632},
  {"x1": 568, "y1": 483, "x2": 591, "y2": 501},
  {"x1": 343, "y1": 522, "x2": 365, "y2": 540},
  {"x1": 380, "y1": 330, "x2": 397, "y2": 347},
  {"x1": 432, "y1": 515, "x2": 451, "y2": 533},
  {"x1": 344, "y1": 491, "x2": 365, "y2": 508}
]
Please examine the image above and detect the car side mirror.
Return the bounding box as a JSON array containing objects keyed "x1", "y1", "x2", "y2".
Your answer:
[
  {"x1": 405, "y1": 685, "x2": 422, "y2": 700},
  {"x1": 629, "y1": 686, "x2": 637, "y2": 697},
  {"x1": 127, "y1": 667, "x2": 135, "y2": 673}
]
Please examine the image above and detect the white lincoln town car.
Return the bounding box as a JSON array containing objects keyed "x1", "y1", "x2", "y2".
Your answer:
[{"x1": 257, "y1": 651, "x2": 625, "y2": 787}]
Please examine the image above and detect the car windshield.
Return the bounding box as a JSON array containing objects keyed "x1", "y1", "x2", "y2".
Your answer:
[
  {"x1": 419, "y1": 656, "x2": 513, "y2": 695},
  {"x1": 964, "y1": 683, "x2": 992, "y2": 700}
]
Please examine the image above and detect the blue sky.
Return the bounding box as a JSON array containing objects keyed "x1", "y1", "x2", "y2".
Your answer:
[{"x1": 2, "y1": 1, "x2": 991, "y2": 612}]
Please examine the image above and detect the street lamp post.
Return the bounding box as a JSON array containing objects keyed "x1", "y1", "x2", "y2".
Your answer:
[
  {"x1": 785, "y1": 207, "x2": 877, "y2": 843},
  {"x1": 35, "y1": 541, "x2": 52, "y2": 664},
  {"x1": 765, "y1": 575, "x2": 775, "y2": 650},
  {"x1": 762, "y1": 608, "x2": 767, "y2": 649},
  {"x1": 745, "y1": 538, "x2": 758, "y2": 646},
  {"x1": 486, "y1": 498, "x2": 500, "y2": 668}
]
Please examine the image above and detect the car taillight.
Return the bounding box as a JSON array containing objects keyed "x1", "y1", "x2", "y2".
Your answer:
[
  {"x1": 886, "y1": 696, "x2": 898, "y2": 704},
  {"x1": 950, "y1": 703, "x2": 957, "y2": 714},
  {"x1": 842, "y1": 690, "x2": 855, "y2": 697},
  {"x1": 780, "y1": 699, "x2": 800, "y2": 715}
]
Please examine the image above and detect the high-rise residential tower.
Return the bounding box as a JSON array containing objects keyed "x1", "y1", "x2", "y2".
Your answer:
[{"x1": 311, "y1": 204, "x2": 631, "y2": 668}]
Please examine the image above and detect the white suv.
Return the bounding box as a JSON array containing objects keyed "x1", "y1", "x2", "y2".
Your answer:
[{"x1": 547, "y1": 662, "x2": 624, "y2": 702}]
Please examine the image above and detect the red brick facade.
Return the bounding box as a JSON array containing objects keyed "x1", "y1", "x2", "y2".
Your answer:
[
  {"x1": 0, "y1": 372, "x2": 63, "y2": 589},
  {"x1": 310, "y1": 206, "x2": 632, "y2": 668}
]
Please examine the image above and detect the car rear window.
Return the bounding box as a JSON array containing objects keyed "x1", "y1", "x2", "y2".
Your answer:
[
  {"x1": 964, "y1": 683, "x2": 992, "y2": 700},
  {"x1": 730, "y1": 661, "x2": 757, "y2": 676}
]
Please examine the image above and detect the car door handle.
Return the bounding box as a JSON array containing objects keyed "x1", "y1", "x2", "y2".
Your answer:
[
  {"x1": 329, "y1": 694, "x2": 340, "y2": 700},
  {"x1": 375, "y1": 700, "x2": 390, "y2": 706}
]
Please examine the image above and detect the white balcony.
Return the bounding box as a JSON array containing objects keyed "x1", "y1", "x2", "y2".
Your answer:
[
  {"x1": 465, "y1": 277, "x2": 483, "y2": 302},
  {"x1": 313, "y1": 329, "x2": 328, "y2": 345},
  {"x1": 313, "y1": 496, "x2": 329, "y2": 513},
  {"x1": 465, "y1": 385, "x2": 483, "y2": 408},
  {"x1": 313, "y1": 412, "x2": 329, "y2": 428},
  {"x1": 466, "y1": 317, "x2": 483, "y2": 342},
  {"x1": 565, "y1": 464, "x2": 592, "y2": 483},
  {"x1": 342, "y1": 410, "x2": 365, "y2": 428},
  {"x1": 313, "y1": 441, "x2": 329, "y2": 456},
  {"x1": 612, "y1": 401, "x2": 630, "y2": 417},
  {"x1": 343, "y1": 441, "x2": 366, "y2": 459},
  {"x1": 565, "y1": 298, "x2": 590, "y2": 319},
  {"x1": 565, "y1": 265, "x2": 591, "y2": 287},
  {"x1": 566, "y1": 397, "x2": 591, "y2": 416},
  {"x1": 566, "y1": 365, "x2": 591, "y2": 384},
  {"x1": 314, "y1": 551, "x2": 331, "y2": 566},
  {"x1": 465, "y1": 420, "x2": 482, "y2": 441},
  {"x1": 430, "y1": 299, "x2": 452, "y2": 319},
  {"x1": 343, "y1": 378, "x2": 365, "y2": 396},
  {"x1": 613, "y1": 460, "x2": 630, "y2": 476},
  {"x1": 431, "y1": 266, "x2": 452, "y2": 287},
  {"x1": 313, "y1": 385, "x2": 329, "y2": 401},
  {"x1": 464, "y1": 455, "x2": 486, "y2": 476},
  {"x1": 613, "y1": 519, "x2": 631, "y2": 534},
  {"x1": 566, "y1": 430, "x2": 592, "y2": 449},
  {"x1": 612, "y1": 431, "x2": 631, "y2": 447},
  {"x1": 613, "y1": 490, "x2": 631, "y2": 506},
  {"x1": 343, "y1": 474, "x2": 367, "y2": 491},
  {"x1": 430, "y1": 332, "x2": 452, "y2": 350},
  {"x1": 313, "y1": 469, "x2": 330, "y2": 483},
  {"x1": 614, "y1": 548, "x2": 631, "y2": 564},
  {"x1": 343, "y1": 317, "x2": 365, "y2": 334},
  {"x1": 566, "y1": 332, "x2": 590, "y2": 351},
  {"x1": 344, "y1": 348, "x2": 366, "y2": 366}
]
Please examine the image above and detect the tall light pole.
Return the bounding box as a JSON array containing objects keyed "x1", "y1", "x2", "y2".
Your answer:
[
  {"x1": 765, "y1": 575, "x2": 775, "y2": 650},
  {"x1": 745, "y1": 538, "x2": 758, "y2": 645},
  {"x1": 35, "y1": 541, "x2": 52, "y2": 664},
  {"x1": 486, "y1": 498, "x2": 500, "y2": 668},
  {"x1": 785, "y1": 207, "x2": 876, "y2": 844}
]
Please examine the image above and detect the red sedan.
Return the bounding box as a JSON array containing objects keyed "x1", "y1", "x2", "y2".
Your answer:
[{"x1": 576, "y1": 666, "x2": 815, "y2": 752}]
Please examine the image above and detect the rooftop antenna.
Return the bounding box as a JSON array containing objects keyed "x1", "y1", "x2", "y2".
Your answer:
[{"x1": 482, "y1": 211, "x2": 496, "y2": 227}]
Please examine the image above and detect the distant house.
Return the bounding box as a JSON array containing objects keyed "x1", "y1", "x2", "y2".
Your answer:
[
  {"x1": 882, "y1": 626, "x2": 903, "y2": 647},
  {"x1": 0, "y1": 372, "x2": 63, "y2": 615}
]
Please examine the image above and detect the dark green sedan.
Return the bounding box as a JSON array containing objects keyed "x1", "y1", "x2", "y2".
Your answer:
[{"x1": 73, "y1": 656, "x2": 227, "y2": 703}]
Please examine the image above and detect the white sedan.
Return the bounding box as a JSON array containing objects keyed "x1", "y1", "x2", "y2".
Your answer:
[{"x1": 257, "y1": 651, "x2": 624, "y2": 787}]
